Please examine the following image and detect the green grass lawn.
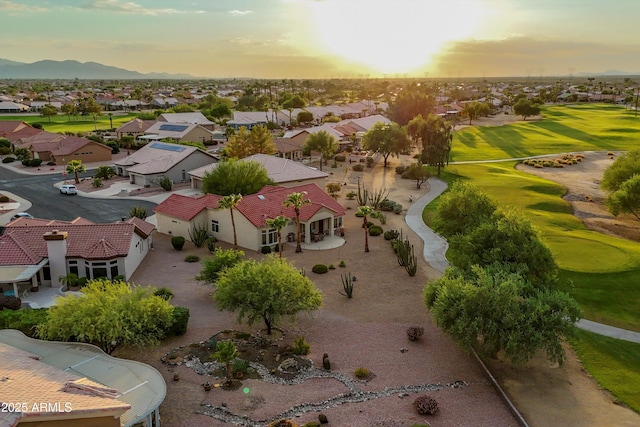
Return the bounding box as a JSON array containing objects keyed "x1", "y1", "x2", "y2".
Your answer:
[
  {"x1": 0, "y1": 113, "x2": 137, "y2": 133},
  {"x1": 571, "y1": 330, "x2": 640, "y2": 413},
  {"x1": 452, "y1": 104, "x2": 640, "y2": 161}
]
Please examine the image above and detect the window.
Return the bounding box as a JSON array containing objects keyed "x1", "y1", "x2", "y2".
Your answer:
[
  {"x1": 334, "y1": 217, "x2": 343, "y2": 228},
  {"x1": 68, "y1": 260, "x2": 79, "y2": 276},
  {"x1": 211, "y1": 220, "x2": 219, "y2": 233},
  {"x1": 261, "y1": 229, "x2": 278, "y2": 245}
]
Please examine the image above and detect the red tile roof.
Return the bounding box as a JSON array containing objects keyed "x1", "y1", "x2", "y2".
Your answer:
[
  {"x1": 0, "y1": 218, "x2": 155, "y2": 265},
  {"x1": 154, "y1": 183, "x2": 345, "y2": 227},
  {"x1": 29, "y1": 136, "x2": 110, "y2": 157},
  {"x1": 0, "y1": 121, "x2": 42, "y2": 142}
]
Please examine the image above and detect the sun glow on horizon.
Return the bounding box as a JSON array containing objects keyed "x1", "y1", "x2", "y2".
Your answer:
[{"x1": 307, "y1": 0, "x2": 488, "y2": 75}]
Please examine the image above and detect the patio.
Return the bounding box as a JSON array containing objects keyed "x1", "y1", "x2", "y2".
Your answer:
[
  {"x1": 20, "y1": 286, "x2": 82, "y2": 309},
  {"x1": 287, "y1": 235, "x2": 345, "y2": 250}
]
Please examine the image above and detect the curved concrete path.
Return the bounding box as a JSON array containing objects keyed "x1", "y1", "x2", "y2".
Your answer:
[{"x1": 405, "y1": 177, "x2": 640, "y2": 344}]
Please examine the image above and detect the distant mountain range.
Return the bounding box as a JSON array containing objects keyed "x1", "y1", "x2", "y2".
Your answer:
[{"x1": 0, "y1": 58, "x2": 200, "y2": 80}]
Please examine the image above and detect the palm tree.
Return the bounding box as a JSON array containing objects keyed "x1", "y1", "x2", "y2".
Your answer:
[
  {"x1": 283, "y1": 191, "x2": 310, "y2": 253},
  {"x1": 266, "y1": 215, "x2": 288, "y2": 258},
  {"x1": 212, "y1": 340, "x2": 237, "y2": 382},
  {"x1": 217, "y1": 194, "x2": 242, "y2": 246},
  {"x1": 357, "y1": 205, "x2": 375, "y2": 252},
  {"x1": 66, "y1": 160, "x2": 86, "y2": 184}
]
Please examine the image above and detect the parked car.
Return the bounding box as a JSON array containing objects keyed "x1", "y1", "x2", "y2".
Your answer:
[
  {"x1": 60, "y1": 184, "x2": 78, "y2": 195},
  {"x1": 10, "y1": 212, "x2": 34, "y2": 221}
]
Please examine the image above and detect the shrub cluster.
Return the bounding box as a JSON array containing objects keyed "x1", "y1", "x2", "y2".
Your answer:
[
  {"x1": 312, "y1": 264, "x2": 328, "y2": 274},
  {"x1": 292, "y1": 336, "x2": 310, "y2": 355},
  {"x1": 368, "y1": 225, "x2": 383, "y2": 236},
  {"x1": 521, "y1": 153, "x2": 584, "y2": 169},
  {"x1": 352, "y1": 163, "x2": 364, "y2": 171},
  {"x1": 0, "y1": 308, "x2": 49, "y2": 337},
  {"x1": 261, "y1": 245, "x2": 272, "y2": 254},
  {"x1": 21, "y1": 158, "x2": 42, "y2": 167},
  {"x1": 2, "y1": 156, "x2": 15, "y2": 163},
  {"x1": 171, "y1": 236, "x2": 185, "y2": 251},
  {"x1": 165, "y1": 306, "x2": 190, "y2": 336},
  {"x1": 354, "y1": 366, "x2": 370, "y2": 379},
  {"x1": 406, "y1": 326, "x2": 424, "y2": 341},
  {"x1": 414, "y1": 395, "x2": 439, "y2": 415},
  {"x1": 334, "y1": 154, "x2": 346, "y2": 162},
  {"x1": 184, "y1": 254, "x2": 200, "y2": 263},
  {"x1": 154, "y1": 287, "x2": 174, "y2": 300}
]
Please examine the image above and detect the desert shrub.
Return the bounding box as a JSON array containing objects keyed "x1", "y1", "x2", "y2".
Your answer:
[
  {"x1": 205, "y1": 237, "x2": 217, "y2": 253},
  {"x1": 318, "y1": 414, "x2": 328, "y2": 423},
  {"x1": 334, "y1": 154, "x2": 346, "y2": 162},
  {"x1": 157, "y1": 175, "x2": 172, "y2": 191},
  {"x1": 269, "y1": 420, "x2": 298, "y2": 427},
  {"x1": 166, "y1": 306, "x2": 189, "y2": 336},
  {"x1": 352, "y1": 163, "x2": 364, "y2": 171},
  {"x1": 338, "y1": 260, "x2": 346, "y2": 267},
  {"x1": 0, "y1": 147, "x2": 10, "y2": 155},
  {"x1": 312, "y1": 264, "x2": 328, "y2": 274},
  {"x1": 188, "y1": 224, "x2": 209, "y2": 248},
  {"x1": 171, "y1": 236, "x2": 186, "y2": 251},
  {"x1": 354, "y1": 367, "x2": 370, "y2": 379},
  {"x1": 384, "y1": 229, "x2": 399, "y2": 240},
  {"x1": 293, "y1": 336, "x2": 311, "y2": 355},
  {"x1": 129, "y1": 206, "x2": 148, "y2": 220},
  {"x1": 368, "y1": 225, "x2": 383, "y2": 236},
  {"x1": 414, "y1": 395, "x2": 439, "y2": 415},
  {"x1": 154, "y1": 287, "x2": 174, "y2": 300},
  {"x1": 542, "y1": 160, "x2": 554, "y2": 167},
  {"x1": 261, "y1": 245, "x2": 272, "y2": 254},
  {"x1": 94, "y1": 165, "x2": 116, "y2": 180},
  {"x1": 395, "y1": 165, "x2": 407, "y2": 174},
  {"x1": 534, "y1": 163, "x2": 543, "y2": 168},
  {"x1": 363, "y1": 221, "x2": 374, "y2": 229},
  {"x1": 232, "y1": 358, "x2": 251, "y2": 375},
  {"x1": 21, "y1": 159, "x2": 30, "y2": 166},
  {"x1": 184, "y1": 254, "x2": 200, "y2": 263},
  {"x1": 2, "y1": 156, "x2": 15, "y2": 163},
  {"x1": 29, "y1": 158, "x2": 42, "y2": 167},
  {"x1": 0, "y1": 295, "x2": 21, "y2": 311},
  {"x1": 346, "y1": 191, "x2": 357, "y2": 200},
  {"x1": 302, "y1": 422, "x2": 320, "y2": 427},
  {"x1": 105, "y1": 141, "x2": 120, "y2": 154},
  {"x1": 366, "y1": 157, "x2": 374, "y2": 167},
  {"x1": 355, "y1": 211, "x2": 365, "y2": 217},
  {"x1": 0, "y1": 308, "x2": 49, "y2": 337},
  {"x1": 406, "y1": 326, "x2": 424, "y2": 341},
  {"x1": 393, "y1": 204, "x2": 403, "y2": 214},
  {"x1": 328, "y1": 264, "x2": 335, "y2": 270},
  {"x1": 92, "y1": 177, "x2": 103, "y2": 188},
  {"x1": 0, "y1": 195, "x2": 9, "y2": 203}
]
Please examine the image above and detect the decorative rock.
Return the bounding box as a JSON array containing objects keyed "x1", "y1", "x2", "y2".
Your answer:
[
  {"x1": 318, "y1": 413, "x2": 328, "y2": 423},
  {"x1": 400, "y1": 348, "x2": 408, "y2": 353},
  {"x1": 322, "y1": 353, "x2": 331, "y2": 370},
  {"x1": 275, "y1": 354, "x2": 281, "y2": 362},
  {"x1": 279, "y1": 358, "x2": 297, "y2": 372},
  {"x1": 173, "y1": 373, "x2": 180, "y2": 381}
]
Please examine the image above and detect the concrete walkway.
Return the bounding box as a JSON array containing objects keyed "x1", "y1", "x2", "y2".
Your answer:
[{"x1": 404, "y1": 177, "x2": 640, "y2": 344}]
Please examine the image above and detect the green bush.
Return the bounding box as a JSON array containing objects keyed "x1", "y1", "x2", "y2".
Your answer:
[
  {"x1": 0, "y1": 195, "x2": 9, "y2": 203},
  {"x1": 354, "y1": 366, "x2": 370, "y2": 379},
  {"x1": 352, "y1": 163, "x2": 364, "y2": 171},
  {"x1": 205, "y1": 237, "x2": 217, "y2": 253},
  {"x1": 312, "y1": 264, "x2": 328, "y2": 274},
  {"x1": 261, "y1": 245, "x2": 272, "y2": 254},
  {"x1": 384, "y1": 229, "x2": 399, "y2": 240},
  {"x1": 105, "y1": 141, "x2": 120, "y2": 154},
  {"x1": 188, "y1": 224, "x2": 209, "y2": 248},
  {"x1": 157, "y1": 175, "x2": 173, "y2": 191},
  {"x1": 232, "y1": 358, "x2": 251, "y2": 375},
  {"x1": 184, "y1": 254, "x2": 200, "y2": 263},
  {"x1": 334, "y1": 154, "x2": 346, "y2": 162},
  {"x1": 292, "y1": 336, "x2": 310, "y2": 355},
  {"x1": 171, "y1": 236, "x2": 185, "y2": 251},
  {"x1": 339, "y1": 260, "x2": 346, "y2": 267},
  {"x1": 0, "y1": 308, "x2": 49, "y2": 337},
  {"x1": 165, "y1": 306, "x2": 189, "y2": 336},
  {"x1": 369, "y1": 225, "x2": 383, "y2": 236},
  {"x1": 29, "y1": 158, "x2": 42, "y2": 167},
  {"x1": 129, "y1": 206, "x2": 148, "y2": 220},
  {"x1": 92, "y1": 177, "x2": 103, "y2": 188},
  {"x1": 395, "y1": 165, "x2": 407, "y2": 174},
  {"x1": 154, "y1": 287, "x2": 174, "y2": 300},
  {"x1": 94, "y1": 165, "x2": 116, "y2": 180},
  {"x1": 346, "y1": 191, "x2": 357, "y2": 200},
  {"x1": 302, "y1": 422, "x2": 321, "y2": 427},
  {"x1": 2, "y1": 156, "x2": 15, "y2": 163},
  {"x1": 328, "y1": 264, "x2": 335, "y2": 270}
]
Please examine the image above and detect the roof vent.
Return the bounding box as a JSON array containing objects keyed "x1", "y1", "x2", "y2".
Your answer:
[{"x1": 258, "y1": 195, "x2": 265, "y2": 200}]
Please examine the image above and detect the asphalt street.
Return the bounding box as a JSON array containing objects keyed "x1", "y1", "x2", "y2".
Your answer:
[{"x1": 0, "y1": 167, "x2": 156, "y2": 223}]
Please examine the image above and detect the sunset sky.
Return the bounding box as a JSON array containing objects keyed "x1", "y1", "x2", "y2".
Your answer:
[{"x1": 1, "y1": 0, "x2": 640, "y2": 78}]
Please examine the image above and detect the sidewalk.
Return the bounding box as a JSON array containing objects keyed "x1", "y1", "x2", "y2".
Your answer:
[{"x1": 404, "y1": 177, "x2": 640, "y2": 344}]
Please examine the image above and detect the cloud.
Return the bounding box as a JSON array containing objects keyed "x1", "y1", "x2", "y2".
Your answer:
[
  {"x1": 0, "y1": 0, "x2": 46, "y2": 13},
  {"x1": 228, "y1": 9, "x2": 253, "y2": 15},
  {"x1": 80, "y1": 0, "x2": 204, "y2": 15}
]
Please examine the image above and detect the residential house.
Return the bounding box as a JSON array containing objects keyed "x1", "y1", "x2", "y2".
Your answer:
[
  {"x1": 114, "y1": 118, "x2": 156, "y2": 139},
  {"x1": 0, "y1": 101, "x2": 29, "y2": 113},
  {"x1": 154, "y1": 183, "x2": 345, "y2": 251},
  {"x1": 151, "y1": 97, "x2": 178, "y2": 108},
  {"x1": 27, "y1": 135, "x2": 113, "y2": 164},
  {"x1": 188, "y1": 153, "x2": 328, "y2": 190},
  {"x1": 114, "y1": 141, "x2": 217, "y2": 186},
  {"x1": 227, "y1": 111, "x2": 271, "y2": 130},
  {"x1": 157, "y1": 112, "x2": 216, "y2": 130},
  {"x1": 0, "y1": 217, "x2": 155, "y2": 295},
  {"x1": 140, "y1": 122, "x2": 216, "y2": 144},
  {"x1": 0, "y1": 121, "x2": 43, "y2": 143},
  {"x1": 29, "y1": 101, "x2": 63, "y2": 111},
  {"x1": 273, "y1": 132, "x2": 308, "y2": 160},
  {"x1": 0, "y1": 329, "x2": 165, "y2": 427}
]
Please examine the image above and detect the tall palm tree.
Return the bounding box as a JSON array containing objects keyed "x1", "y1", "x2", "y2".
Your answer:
[
  {"x1": 66, "y1": 160, "x2": 86, "y2": 184},
  {"x1": 283, "y1": 192, "x2": 310, "y2": 253},
  {"x1": 266, "y1": 215, "x2": 288, "y2": 258},
  {"x1": 357, "y1": 205, "x2": 375, "y2": 252},
  {"x1": 217, "y1": 194, "x2": 243, "y2": 246}
]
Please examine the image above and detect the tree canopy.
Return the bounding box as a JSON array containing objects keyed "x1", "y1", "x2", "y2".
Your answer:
[
  {"x1": 36, "y1": 279, "x2": 174, "y2": 354},
  {"x1": 362, "y1": 122, "x2": 411, "y2": 168},
  {"x1": 387, "y1": 87, "x2": 435, "y2": 125},
  {"x1": 605, "y1": 174, "x2": 640, "y2": 220},
  {"x1": 304, "y1": 130, "x2": 338, "y2": 170},
  {"x1": 214, "y1": 254, "x2": 322, "y2": 334},
  {"x1": 202, "y1": 159, "x2": 273, "y2": 196},
  {"x1": 601, "y1": 149, "x2": 640, "y2": 192},
  {"x1": 66, "y1": 159, "x2": 86, "y2": 184},
  {"x1": 513, "y1": 98, "x2": 541, "y2": 120},
  {"x1": 224, "y1": 124, "x2": 276, "y2": 159},
  {"x1": 433, "y1": 181, "x2": 497, "y2": 238},
  {"x1": 196, "y1": 248, "x2": 245, "y2": 285},
  {"x1": 401, "y1": 162, "x2": 431, "y2": 189},
  {"x1": 40, "y1": 104, "x2": 57, "y2": 122},
  {"x1": 408, "y1": 114, "x2": 453, "y2": 175},
  {"x1": 424, "y1": 264, "x2": 581, "y2": 365}
]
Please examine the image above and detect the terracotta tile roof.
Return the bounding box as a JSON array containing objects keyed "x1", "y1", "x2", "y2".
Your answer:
[
  {"x1": 0, "y1": 343, "x2": 131, "y2": 419},
  {"x1": 29, "y1": 136, "x2": 110, "y2": 157},
  {"x1": 153, "y1": 193, "x2": 221, "y2": 221},
  {"x1": 0, "y1": 218, "x2": 155, "y2": 265},
  {"x1": 115, "y1": 118, "x2": 156, "y2": 134},
  {"x1": 154, "y1": 183, "x2": 345, "y2": 227},
  {"x1": 0, "y1": 121, "x2": 42, "y2": 143}
]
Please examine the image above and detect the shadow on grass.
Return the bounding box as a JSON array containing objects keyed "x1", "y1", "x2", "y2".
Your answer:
[
  {"x1": 474, "y1": 126, "x2": 535, "y2": 158},
  {"x1": 529, "y1": 121, "x2": 596, "y2": 144}
]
